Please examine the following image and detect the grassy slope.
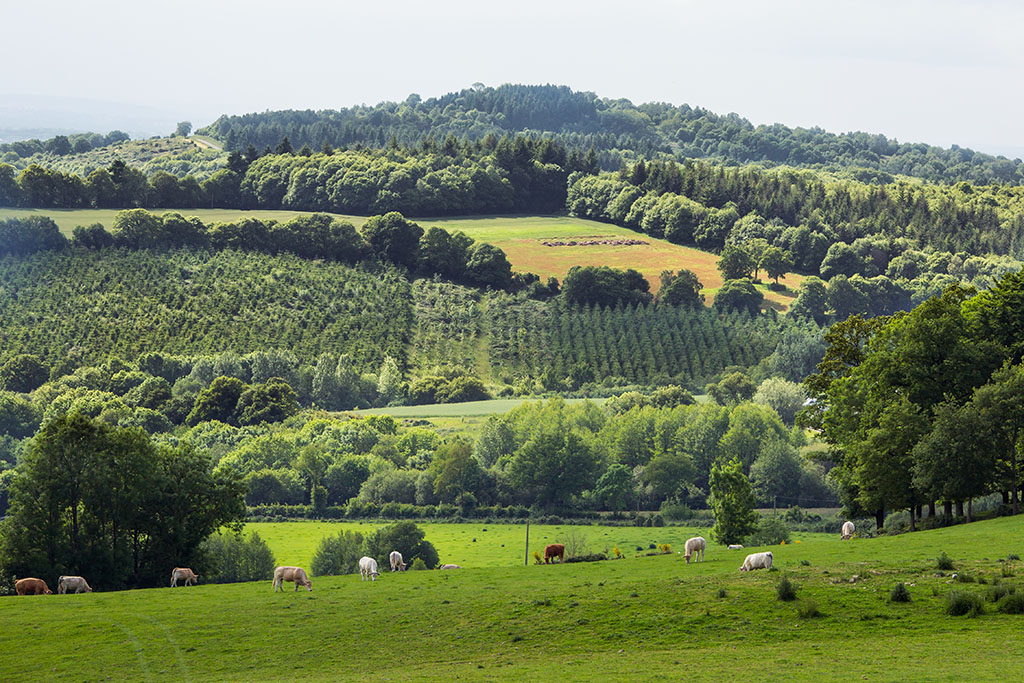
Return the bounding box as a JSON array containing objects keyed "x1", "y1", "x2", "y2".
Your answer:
[
  {"x1": 0, "y1": 208, "x2": 802, "y2": 310},
  {"x1": 3, "y1": 516, "x2": 1023, "y2": 681},
  {"x1": 349, "y1": 397, "x2": 609, "y2": 419}
]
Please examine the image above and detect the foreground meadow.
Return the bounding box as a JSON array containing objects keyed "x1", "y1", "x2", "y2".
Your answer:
[
  {"x1": 2, "y1": 515, "x2": 1023, "y2": 681},
  {"x1": 0, "y1": 208, "x2": 801, "y2": 309}
]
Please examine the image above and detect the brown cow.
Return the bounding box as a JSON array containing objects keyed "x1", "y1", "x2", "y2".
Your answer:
[
  {"x1": 15, "y1": 578, "x2": 52, "y2": 595},
  {"x1": 170, "y1": 567, "x2": 198, "y2": 587},
  {"x1": 273, "y1": 566, "x2": 312, "y2": 592},
  {"x1": 544, "y1": 544, "x2": 565, "y2": 564}
]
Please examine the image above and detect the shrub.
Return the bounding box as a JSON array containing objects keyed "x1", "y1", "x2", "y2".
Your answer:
[
  {"x1": 532, "y1": 550, "x2": 543, "y2": 565},
  {"x1": 996, "y1": 592, "x2": 1024, "y2": 614},
  {"x1": 986, "y1": 584, "x2": 1016, "y2": 603},
  {"x1": 800, "y1": 559, "x2": 810, "y2": 567},
  {"x1": 310, "y1": 530, "x2": 365, "y2": 576},
  {"x1": 1008, "y1": 554, "x2": 1021, "y2": 561},
  {"x1": 747, "y1": 517, "x2": 791, "y2": 546},
  {"x1": 889, "y1": 583, "x2": 912, "y2": 603},
  {"x1": 558, "y1": 529, "x2": 590, "y2": 559},
  {"x1": 651, "y1": 514, "x2": 665, "y2": 527},
  {"x1": 776, "y1": 574, "x2": 797, "y2": 601},
  {"x1": 944, "y1": 591, "x2": 984, "y2": 617},
  {"x1": 660, "y1": 500, "x2": 692, "y2": 521},
  {"x1": 202, "y1": 530, "x2": 276, "y2": 584},
  {"x1": 796, "y1": 600, "x2": 822, "y2": 618},
  {"x1": 361, "y1": 520, "x2": 439, "y2": 569},
  {"x1": 1002, "y1": 563, "x2": 1016, "y2": 578},
  {"x1": 716, "y1": 588, "x2": 727, "y2": 599},
  {"x1": 410, "y1": 557, "x2": 427, "y2": 570},
  {"x1": 954, "y1": 572, "x2": 976, "y2": 583},
  {"x1": 936, "y1": 552, "x2": 955, "y2": 570}
]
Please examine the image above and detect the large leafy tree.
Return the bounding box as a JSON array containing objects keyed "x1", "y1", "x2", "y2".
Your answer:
[
  {"x1": 708, "y1": 457, "x2": 758, "y2": 545},
  {"x1": 360, "y1": 211, "x2": 424, "y2": 270},
  {"x1": 505, "y1": 420, "x2": 599, "y2": 508}
]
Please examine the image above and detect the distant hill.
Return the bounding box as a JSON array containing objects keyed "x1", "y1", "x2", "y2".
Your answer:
[{"x1": 199, "y1": 84, "x2": 1024, "y2": 185}]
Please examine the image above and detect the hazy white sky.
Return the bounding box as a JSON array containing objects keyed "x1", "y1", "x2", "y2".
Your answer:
[{"x1": 4, "y1": 0, "x2": 1022, "y2": 155}]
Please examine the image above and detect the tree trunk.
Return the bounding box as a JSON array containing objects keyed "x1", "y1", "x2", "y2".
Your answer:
[
  {"x1": 944, "y1": 500, "x2": 953, "y2": 518},
  {"x1": 875, "y1": 508, "x2": 885, "y2": 530},
  {"x1": 1003, "y1": 491, "x2": 1010, "y2": 506},
  {"x1": 916, "y1": 505, "x2": 923, "y2": 520},
  {"x1": 956, "y1": 500, "x2": 964, "y2": 518},
  {"x1": 967, "y1": 498, "x2": 973, "y2": 523},
  {"x1": 909, "y1": 507, "x2": 916, "y2": 532},
  {"x1": 928, "y1": 501, "x2": 936, "y2": 518}
]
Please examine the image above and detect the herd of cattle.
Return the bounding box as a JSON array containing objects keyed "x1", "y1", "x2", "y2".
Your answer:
[{"x1": 10, "y1": 524, "x2": 856, "y2": 596}]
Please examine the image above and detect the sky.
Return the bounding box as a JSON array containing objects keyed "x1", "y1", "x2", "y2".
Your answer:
[{"x1": 3, "y1": 0, "x2": 1022, "y2": 157}]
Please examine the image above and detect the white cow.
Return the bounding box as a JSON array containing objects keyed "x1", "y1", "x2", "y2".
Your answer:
[
  {"x1": 273, "y1": 566, "x2": 313, "y2": 592},
  {"x1": 683, "y1": 537, "x2": 706, "y2": 564},
  {"x1": 727, "y1": 544, "x2": 744, "y2": 550},
  {"x1": 841, "y1": 521, "x2": 855, "y2": 541},
  {"x1": 439, "y1": 564, "x2": 461, "y2": 570},
  {"x1": 359, "y1": 556, "x2": 380, "y2": 581},
  {"x1": 389, "y1": 550, "x2": 407, "y2": 572},
  {"x1": 739, "y1": 551, "x2": 774, "y2": 571},
  {"x1": 170, "y1": 567, "x2": 198, "y2": 587},
  {"x1": 57, "y1": 576, "x2": 92, "y2": 594}
]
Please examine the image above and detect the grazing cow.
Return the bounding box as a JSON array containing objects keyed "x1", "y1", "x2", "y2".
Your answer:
[
  {"x1": 739, "y1": 551, "x2": 774, "y2": 572},
  {"x1": 841, "y1": 521, "x2": 855, "y2": 541},
  {"x1": 170, "y1": 567, "x2": 198, "y2": 587},
  {"x1": 273, "y1": 566, "x2": 312, "y2": 592},
  {"x1": 389, "y1": 550, "x2": 407, "y2": 572},
  {"x1": 359, "y1": 556, "x2": 380, "y2": 581},
  {"x1": 727, "y1": 544, "x2": 744, "y2": 550},
  {"x1": 57, "y1": 576, "x2": 92, "y2": 594},
  {"x1": 544, "y1": 544, "x2": 565, "y2": 564},
  {"x1": 15, "y1": 578, "x2": 52, "y2": 595},
  {"x1": 438, "y1": 564, "x2": 461, "y2": 570},
  {"x1": 684, "y1": 536, "x2": 706, "y2": 564}
]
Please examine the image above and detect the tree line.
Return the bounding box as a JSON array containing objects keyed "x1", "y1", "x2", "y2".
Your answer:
[
  {"x1": 805, "y1": 270, "x2": 1024, "y2": 529},
  {"x1": 0, "y1": 135, "x2": 596, "y2": 216},
  {"x1": 199, "y1": 83, "x2": 1024, "y2": 185}
]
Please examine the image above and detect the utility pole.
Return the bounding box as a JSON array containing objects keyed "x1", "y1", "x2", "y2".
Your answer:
[{"x1": 524, "y1": 519, "x2": 530, "y2": 566}]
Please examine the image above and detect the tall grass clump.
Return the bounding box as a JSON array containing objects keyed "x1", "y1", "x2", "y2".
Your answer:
[
  {"x1": 796, "y1": 600, "x2": 822, "y2": 618},
  {"x1": 986, "y1": 584, "x2": 1016, "y2": 603},
  {"x1": 944, "y1": 590, "x2": 984, "y2": 617},
  {"x1": 776, "y1": 574, "x2": 798, "y2": 601},
  {"x1": 996, "y1": 592, "x2": 1024, "y2": 614},
  {"x1": 936, "y1": 552, "x2": 955, "y2": 571},
  {"x1": 889, "y1": 583, "x2": 912, "y2": 603}
]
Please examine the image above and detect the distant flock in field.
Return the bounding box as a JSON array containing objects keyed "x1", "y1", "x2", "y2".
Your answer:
[{"x1": 12, "y1": 524, "x2": 858, "y2": 595}]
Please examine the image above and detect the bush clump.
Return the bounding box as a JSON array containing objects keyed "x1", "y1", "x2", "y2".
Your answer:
[
  {"x1": 936, "y1": 552, "x2": 955, "y2": 571},
  {"x1": 996, "y1": 592, "x2": 1024, "y2": 614},
  {"x1": 201, "y1": 530, "x2": 276, "y2": 583},
  {"x1": 410, "y1": 557, "x2": 427, "y2": 570},
  {"x1": 889, "y1": 583, "x2": 912, "y2": 603},
  {"x1": 716, "y1": 588, "x2": 727, "y2": 599},
  {"x1": 796, "y1": 599, "x2": 822, "y2": 618},
  {"x1": 310, "y1": 529, "x2": 365, "y2": 576},
  {"x1": 944, "y1": 590, "x2": 984, "y2": 617},
  {"x1": 747, "y1": 516, "x2": 792, "y2": 546},
  {"x1": 564, "y1": 552, "x2": 608, "y2": 563},
  {"x1": 986, "y1": 584, "x2": 1016, "y2": 602},
  {"x1": 776, "y1": 574, "x2": 798, "y2": 601},
  {"x1": 954, "y1": 572, "x2": 976, "y2": 583}
]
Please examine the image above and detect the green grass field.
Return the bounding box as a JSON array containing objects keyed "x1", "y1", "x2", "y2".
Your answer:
[
  {"x1": 3, "y1": 515, "x2": 1023, "y2": 681},
  {"x1": 0, "y1": 208, "x2": 802, "y2": 310}
]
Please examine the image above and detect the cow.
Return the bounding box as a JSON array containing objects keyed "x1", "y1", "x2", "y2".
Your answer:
[
  {"x1": 841, "y1": 521, "x2": 855, "y2": 541},
  {"x1": 438, "y1": 564, "x2": 461, "y2": 570},
  {"x1": 273, "y1": 566, "x2": 312, "y2": 592},
  {"x1": 15, "y1": 578, "x2": 52, "y2": 595},
  {"x1": 389, "y1": 550, "x2": 407, "y2": 572},
  {"x1": 359, "y1": 556, "x2": 380, "y2": 581},
  {"x1": 170, "y1": 567, "x2": 198, "y2": 587},
  {"x1": 727, "y1": 544, "x2": 744, "y2": 550},
  {"x1": 684, "y1": 536, "x2": 706, "y2": 564},
  {"x1": 57, "y1": 576, "x2": 92, "y2": 594},
  {"x1": 544, "y1": 544, "x2": 565, "y2": 564},
  {"x1": 739, "y1": 551, "x2": 774, "y2": 572}
]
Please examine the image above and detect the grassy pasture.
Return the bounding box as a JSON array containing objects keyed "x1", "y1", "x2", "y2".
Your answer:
[
  {"x1": 0, "y1": 208, "x2": 802, "y2": 310},
  {"x1": 3, "y1": 515, "x2": 1022, "y2": 681},
  {"x1": 349, "y1": 397, "x2": 609, "y2": 419}
]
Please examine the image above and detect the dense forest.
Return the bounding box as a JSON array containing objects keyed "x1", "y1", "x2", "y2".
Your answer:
[
  {"x1": 806, "y1": 268, "x2": 1024, "y2": 530},
  {"x1": 199, "y1": 84, "x2": 1024, "y2": 185}
]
